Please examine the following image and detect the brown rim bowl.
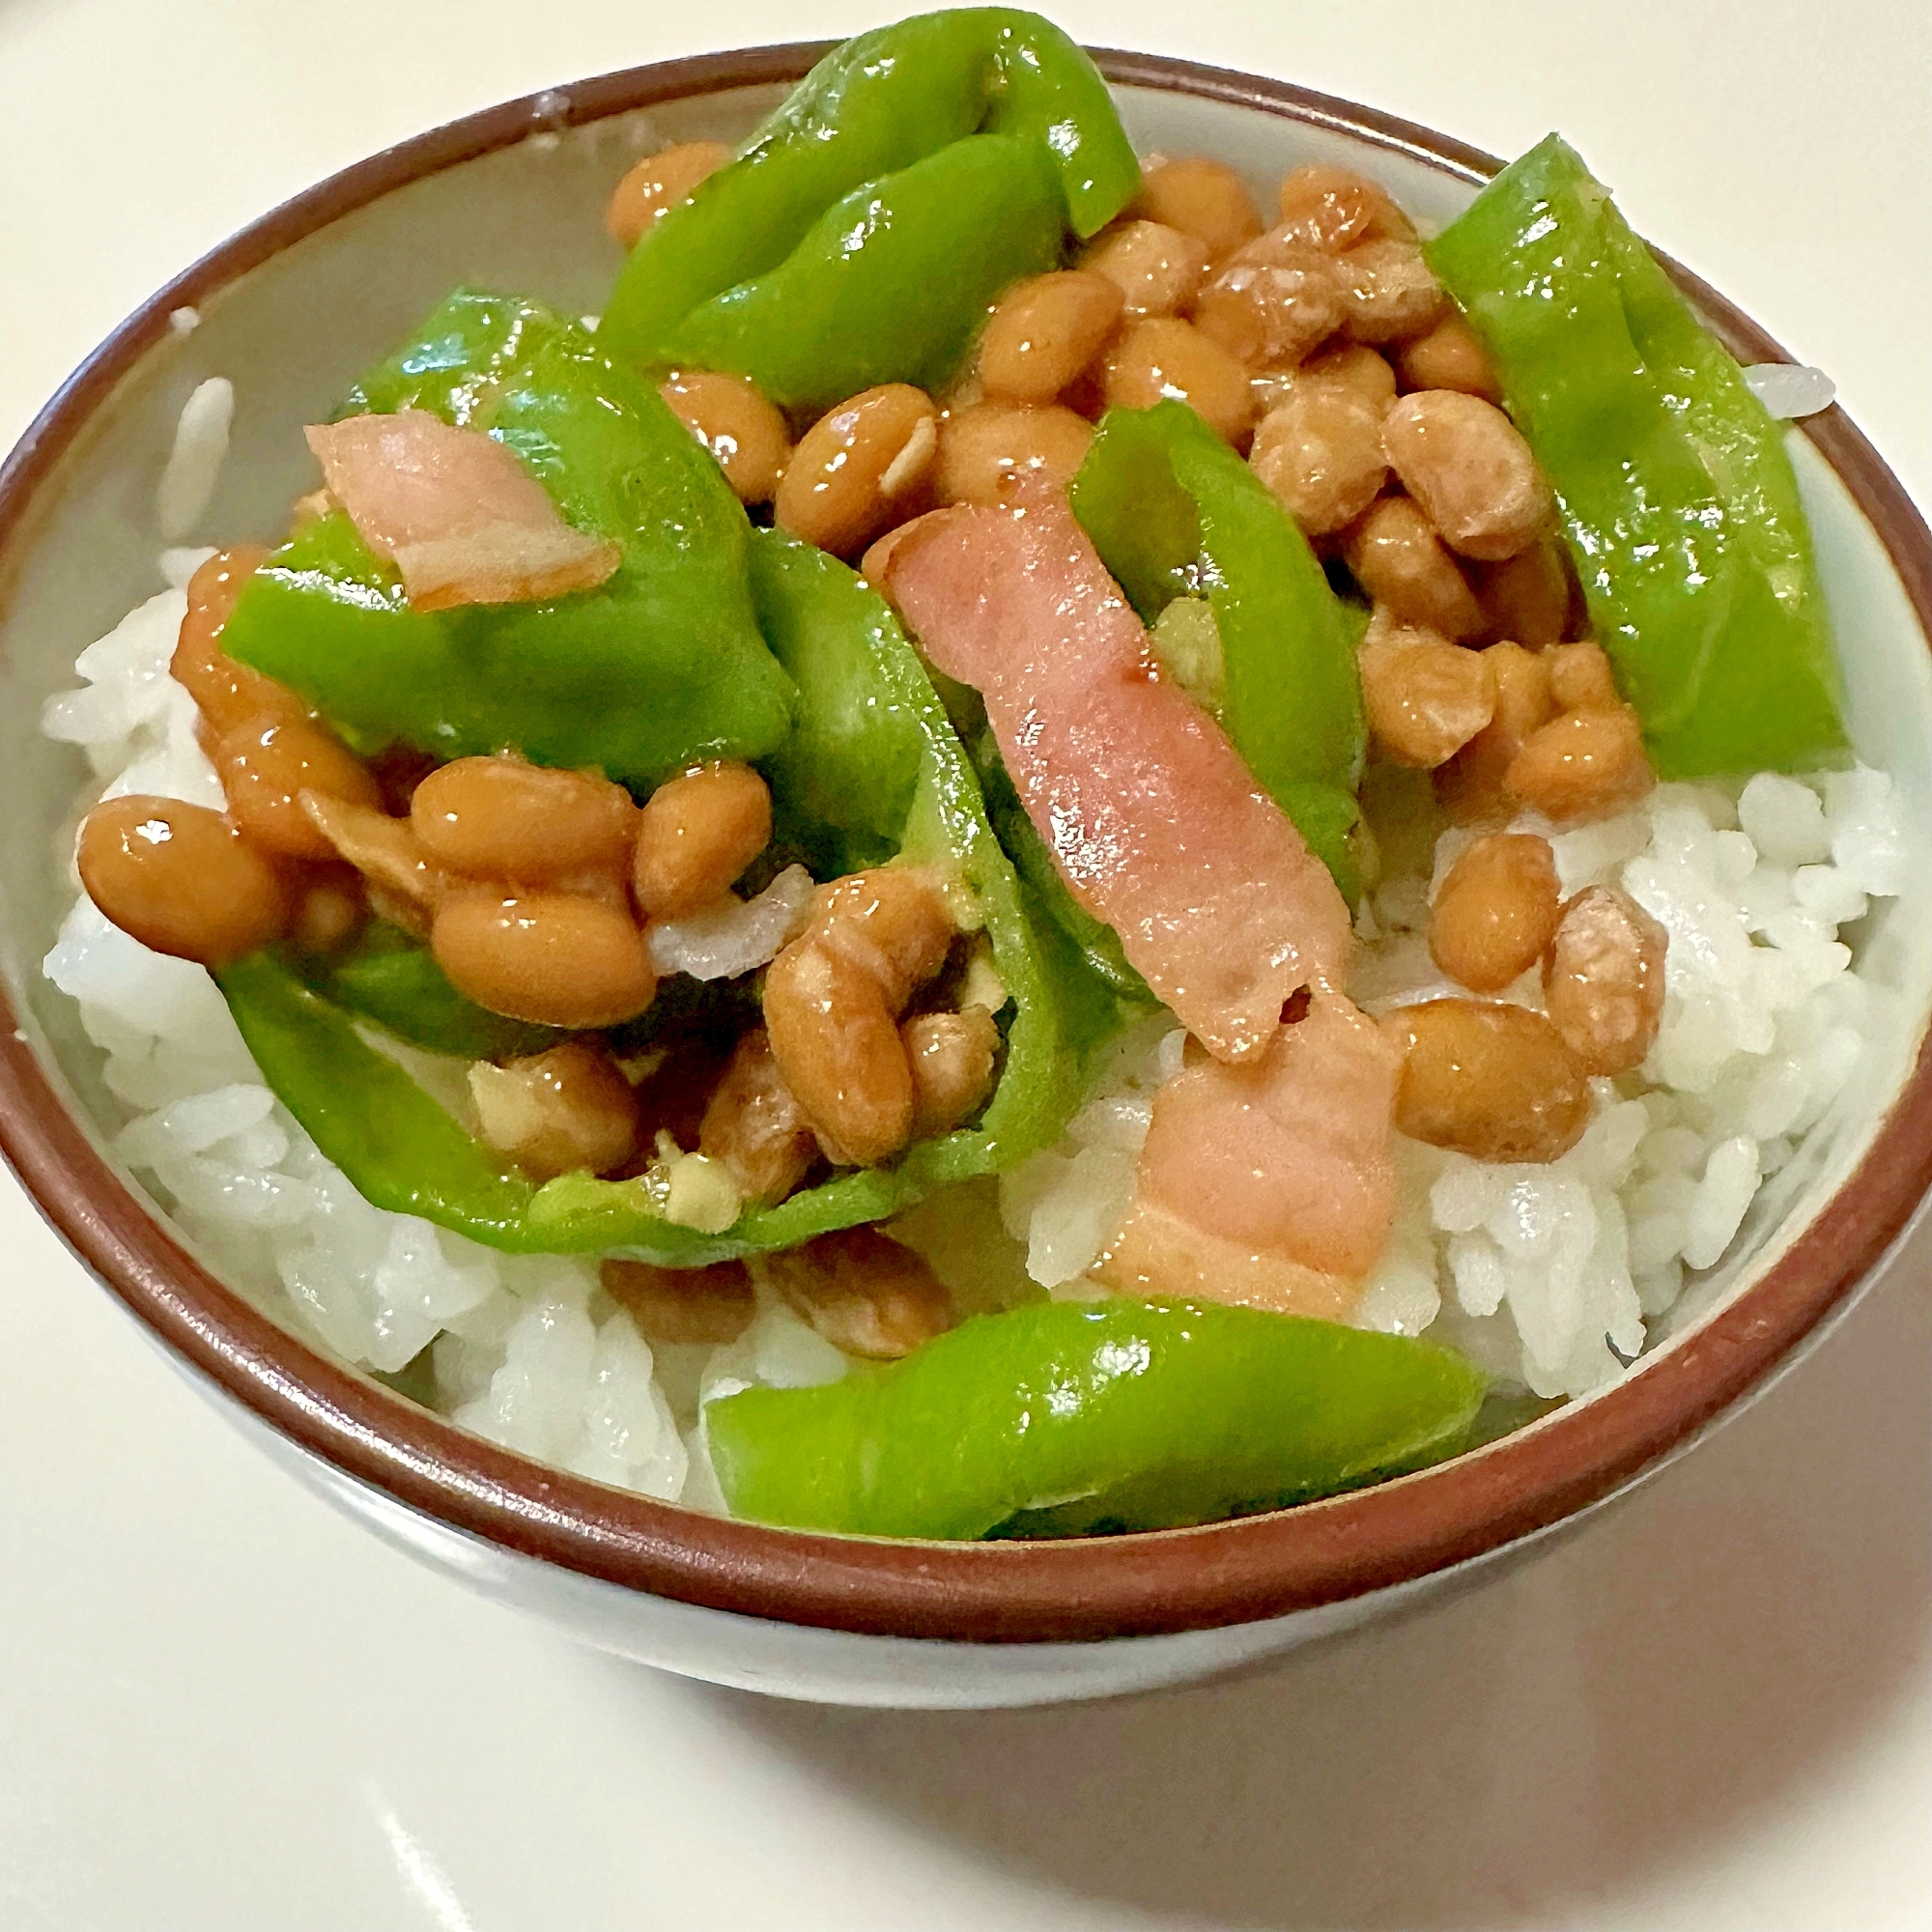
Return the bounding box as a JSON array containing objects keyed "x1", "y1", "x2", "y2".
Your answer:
[{"x1": 3, "y1": 43, "x2": 1931, "y2": 1651}]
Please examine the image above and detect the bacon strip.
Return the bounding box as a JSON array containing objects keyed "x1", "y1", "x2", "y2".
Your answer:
[
  {"x1": 305, "y1": 412, "x2": 620, "y2": 613},
  {"x1": 1094, "y1": 990, "x2": 1399, "y2": 1314},
  {"x1": 885, "y1": 491, "x2": 1350, "y2": 1064}
]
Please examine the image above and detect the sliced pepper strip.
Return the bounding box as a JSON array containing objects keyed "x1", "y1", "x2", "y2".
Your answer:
[
  {"x1": 662, "y1": 134, "x2": 1065, "y2": 416},
  {"x1": 216, "y1": 951, "x2": 542, "y2": 1250},
  {"x1": 753, "y1": 526, "x2": 925, "y2": 877},
  {"x1": 599, "y1": 8, "x2": 1138, "y2": 367},
  {"x1": 1427, "y1": 136, "x2": 1847, "y2": 777},
  {"x1": 219, "y1": 291, "x2": 794, "y2": 786},
  {"x1": 1067, "y1": 401, "x2": 1368, "y2": 898},
  {"x1": 230, "y1": 941, "x2": 948, "y2": 1260},
  {"x1": 706, "y1": 1298, "x2": 1487, "y2": 1539}
]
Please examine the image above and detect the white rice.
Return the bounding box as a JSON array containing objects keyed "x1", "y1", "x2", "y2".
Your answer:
[
  {"x1": 156, "y1": 376, "x2": 234, "y2": 541},
  {"x1": 1004, "y1": 767, "x2": 1906, "y2": 1400},
  {"x1": 1743, "y1": 362, "x2": 1836, "y2": 421},
  {"x1": 646, "y1": 863, "x2": 814, "y2": 980},
  {"x1": 32, "y1": 389, "x2": 1908, "y2": 1496}
]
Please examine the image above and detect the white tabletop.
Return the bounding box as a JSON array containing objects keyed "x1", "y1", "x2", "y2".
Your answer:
[{"x1": 3, "y1": 2, "x2": 1928, "y2": 1925}]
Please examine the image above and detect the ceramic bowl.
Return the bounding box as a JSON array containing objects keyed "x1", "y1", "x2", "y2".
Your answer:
[{"x1": 3, "y1": 44, "x2": 1930, "y2": 1710}]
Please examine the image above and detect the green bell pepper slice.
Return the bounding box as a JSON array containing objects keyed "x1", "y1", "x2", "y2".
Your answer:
[
  {"x1": 215, "y1": 951, "x2": 544, "y2": 1250},
  {"x1": 920, "y1": 640, "x2": 1151, "y2": 1006},
  {"x1": 1427, "y1": 136, "x2": 1847, "y2": 778},
  {"x1": 706, "y1": 1298, "x2": 1487, "y2": 1539},
  {"x1": 218, "y1": 290, "x2": 795, "y2": 787},
  {"x1": 1067, "y1": 400, "x2": 1370, "y2": 898},
  {"x1": 659, "y1": 133, "x2": 1065, "y2": 416},
  {"x1": 599, "y1": 8, "x2": 1137, "y2": 369},
  {"x1": 969, "y1": 721, "x2": 1154, "y2": 1003},
  {"x1": 291, "y1": 921, "x2": 561, "y2": 1062}
]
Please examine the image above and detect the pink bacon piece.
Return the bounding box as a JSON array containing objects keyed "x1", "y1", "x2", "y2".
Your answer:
[
  {"x1": 305, "y1": 411, "x2": 620, "y2": 613},
  {"x1": 1095, "y1": 990, "x2": 1400, "y2": 1316},
  {"x1": 885, "y1": 490, "x2": 1350, "y2": 1064}
]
